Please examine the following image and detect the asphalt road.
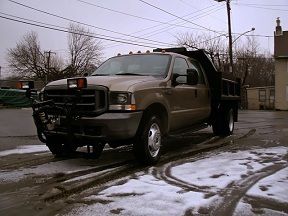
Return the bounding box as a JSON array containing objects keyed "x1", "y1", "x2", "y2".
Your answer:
[{"x1": 0, "y1": 109, "x2": 287, "y2": 215}]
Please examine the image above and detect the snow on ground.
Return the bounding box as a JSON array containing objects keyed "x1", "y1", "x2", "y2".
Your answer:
[
  {"x1": 68, "y1": 175, "x2": 217, "y2": 216},
  {"x1": 0, "y1": 145, "x2": 49, "y2": 157},
  {"x1": 170, "y1": 147, "x2": 287, "y2": 191},
  {"x1": 248, "y1": 167, "x2": 288, "y2": 201},
  {"x1": 66, "y1": 146, "x2": 288, "y2": 216},
  {"x1": 235, "y1": 167, "x2": 288, "y2": 216}
]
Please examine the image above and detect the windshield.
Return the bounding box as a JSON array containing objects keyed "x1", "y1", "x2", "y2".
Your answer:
[{"x1": 92, "y1": 54, "x2": 171, "y2": 77}]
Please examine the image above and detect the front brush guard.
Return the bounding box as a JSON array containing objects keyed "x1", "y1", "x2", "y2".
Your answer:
[{"x1": 32, "y1": 100, "x2": 72, "y2": 143}]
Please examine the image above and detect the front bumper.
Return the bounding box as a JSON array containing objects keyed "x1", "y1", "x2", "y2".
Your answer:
[{"x1": 44, "y1": 111, "x2": 143, "y2": 143}]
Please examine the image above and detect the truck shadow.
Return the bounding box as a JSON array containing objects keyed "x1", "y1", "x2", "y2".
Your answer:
[{"x1": 57, "y1": 131, "x2": 216, "y2": 166}]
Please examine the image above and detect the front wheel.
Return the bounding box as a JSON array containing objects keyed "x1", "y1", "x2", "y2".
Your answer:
[
  {"x1": 212, "y1": 108, "x2": 234, "y2": 136},
  {"x1": 91, "y1": 143, "x2": 105, "y2": 159},
  {"x1": 133, "y1": 115, "x2": 162, "y2": 165}
]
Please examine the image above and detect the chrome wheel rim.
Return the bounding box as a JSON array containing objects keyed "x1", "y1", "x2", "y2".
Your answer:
[
  {"x1": 228, "y1": 110, "x2": 234, "y2": 132},
  {"x1": 148, "y1": 123, "x2": 161, "y2": 157}
]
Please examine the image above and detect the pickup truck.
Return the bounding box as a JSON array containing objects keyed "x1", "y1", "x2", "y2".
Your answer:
[{"x1": 29, "y1": 47, "x2": 240, "y2": 164}]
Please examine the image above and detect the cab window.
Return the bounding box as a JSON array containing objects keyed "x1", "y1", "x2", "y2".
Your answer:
[
  {"x1": 188, "y1": 59, "x2": 206, "y2": 85},
  {"x1": 173, "y1": 57, "x2": 189, "y2": 83}
]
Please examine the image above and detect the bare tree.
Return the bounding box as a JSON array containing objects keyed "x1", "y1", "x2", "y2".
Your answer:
[
  {"x1": 7, "y1": 32, "x2": 45, "y2": 81},
  {"x1": 67, "y1": 23, "x2": 103, "y2": 76},
  {"x1": 176, "y1": 32, "x2": 228, "y2": 71},
  {"x1": 7, "y1": 24, "x2": 103, "y2": 83},
  {"x1": 234, "y1": 38, "x2": 274, "y2": 87},
  {"x1": 7, "y1": 31, "x2": 64, "y2": 83},
  {"x1": 176, "y1": 32, "x2": 274, "y2": 87}
]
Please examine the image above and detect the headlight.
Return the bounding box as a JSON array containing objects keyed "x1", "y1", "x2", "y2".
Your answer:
[
  {"x1": 39, "y1": 92, "x2": 44, "y2": 101},
  {"x1": 67, "y1": 78, "x2": 87, "y2": 89},
  {"x1": 109, "y1": 92, "x2": 136, "y2": 111},
  {"x1": 17, "y1": 80, "x2": 34, "y2": 90}
]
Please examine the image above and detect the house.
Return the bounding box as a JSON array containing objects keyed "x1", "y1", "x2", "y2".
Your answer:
[
  {"x1": 274, "y1": 18, "x2": 288, "y2": 110},
  {"x1": 246, "y1": 86, "x2": 275, "y2": 110}
]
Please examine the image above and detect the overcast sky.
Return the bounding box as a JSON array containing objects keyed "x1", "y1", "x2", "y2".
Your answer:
[{"x1": 0, "y1": 0, "x2": 287, "y2": 78}]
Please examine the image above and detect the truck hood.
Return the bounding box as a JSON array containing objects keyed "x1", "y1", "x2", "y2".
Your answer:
[{"x1": 46, "y1": 75, "x2": 162, "y2": 91}]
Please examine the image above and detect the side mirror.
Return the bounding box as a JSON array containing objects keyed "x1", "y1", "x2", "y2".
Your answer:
[
  {"x1": 187, "y1": 68, "x2": 198, "y2": 85},
  {"x1": 172, "y1": 73, "x2": 180, "y2": 86}
]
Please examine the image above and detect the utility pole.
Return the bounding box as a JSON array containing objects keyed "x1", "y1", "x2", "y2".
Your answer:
[
  {"x1": 215, "y1": 0, "x2": 233, "y2": 74},
  {"x1": 44, "y1": 51, "x2": 56, "y2": 84},
  {"x1": 226, "y1": 0, "x2": 233, "y2": 74}
]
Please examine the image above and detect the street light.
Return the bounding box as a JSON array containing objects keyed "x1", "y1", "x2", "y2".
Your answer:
[{"x1": 232, "y1": 28, "x2": 256, "y2": 44}]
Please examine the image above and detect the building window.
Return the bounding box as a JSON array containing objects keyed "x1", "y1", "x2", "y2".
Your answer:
[{"x1": 259, "y1": 89, "x2": 266, "y2": 102}]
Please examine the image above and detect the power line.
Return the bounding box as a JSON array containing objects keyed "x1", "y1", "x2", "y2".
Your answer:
[
  {"x1": 138, "y1": 0, "x2": 223, "y2": 35},
  {"x1": 105, "y1": 4, "x2": 225, "y2": 49},
  {"x1": 234, "y1": 3, "x2": 288, "y2": 7},
  {"x1": 233, "y1": 3, "x2": 288, "y2": 12},
  {"x1": 121, "y1": 4, "x2": 223, "y2": 36},
  {"x1": 0, "y1": 12, "x2": 177, "y2": 48},
  {"x1": 0, "y1": 15, "x2": 166, "y2": 48},
  {"x1": 74, "y1": 0, "x2": 214, "y2": 31},
  {"x1": 0, "y1": 12, "x2": 68, "y2": 30},
  {"x1": 177, "y1": 0, "x2": 227, "y2": 24},
  {"x1": 106, "y1": 4, "x2": 225, "y2": 49},
  {"x1": 7, "y1": 0, "x2": 177, "y2": 47},
  {"x1": 141, "y1": 5, "x2": 225, "y2": 39}
]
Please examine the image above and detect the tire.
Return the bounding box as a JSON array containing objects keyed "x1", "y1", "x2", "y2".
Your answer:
[
  {"x1": 91, "y1": 143, "x2": 105, "y2": 159},
  {"x1": 133, "y1": 115, "x2": 162, "y2": 165},
  {"x1": 212, "y1": 108, "x2": 234, "y2": 136},
  {"x1": 46, "y1": 138, "x2": 77, "y2": 156}
]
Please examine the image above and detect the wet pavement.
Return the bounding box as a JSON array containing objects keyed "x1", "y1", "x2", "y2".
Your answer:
[{"x1": 0, "y1": 109, "x2": 287, "y2": 215}]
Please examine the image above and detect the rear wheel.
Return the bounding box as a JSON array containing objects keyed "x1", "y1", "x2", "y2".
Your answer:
[
  {"x1": 133, "y1": 115, "x2": 162, "y2": 165},
  {"x1": 212, "y1": 108, "x2": 234, "y2": 136}
]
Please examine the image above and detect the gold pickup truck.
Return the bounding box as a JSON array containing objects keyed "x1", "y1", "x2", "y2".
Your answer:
[{"x1": 30, "y1": 47, "x2": 240, "y2": 164}]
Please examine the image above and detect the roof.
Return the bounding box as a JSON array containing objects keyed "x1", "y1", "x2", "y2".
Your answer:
[{"x1": 246, "y1": 86, "x2": 275, "y2": 90}]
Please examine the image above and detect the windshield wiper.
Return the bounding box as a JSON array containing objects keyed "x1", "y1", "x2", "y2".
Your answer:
[{"x1": 115, "y1": 72, "x2": 144, "y2": 76}]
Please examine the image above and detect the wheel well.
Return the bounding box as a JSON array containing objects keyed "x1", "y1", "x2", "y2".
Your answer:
[{"x1": 142, "y1": 103, "x2": 168, "y2": 135}]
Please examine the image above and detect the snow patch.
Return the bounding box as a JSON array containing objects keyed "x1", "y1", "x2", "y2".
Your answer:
[
  {"x1": 66, "y1": 146, "x2": 287, "y2": 216},
  {"x1": 67, "y1": 175, "x2": 216, "y2": 216},
  {"x1": 247, "y1": 167, "x2": 288, "y2": 202},
  {"x1": 0, "y1": 145, "x2": 49, "y2": 157}
]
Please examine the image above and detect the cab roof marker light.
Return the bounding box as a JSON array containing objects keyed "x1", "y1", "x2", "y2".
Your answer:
[
  {"x1": 137, "y1": 51, "x2": 141, "y2": 53},
  {"x1": 146, "y1": 50, "x2": 150, "y2": 53},
  {"x1": 117, "y1": 53, "x2": 121, "y2": 56},
  {"x1": 162, "y1": 50, "x2": 166, "y2": 53},
  {"x1": 129, "y1": 51, "x2": 133, "y2": 54}
]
